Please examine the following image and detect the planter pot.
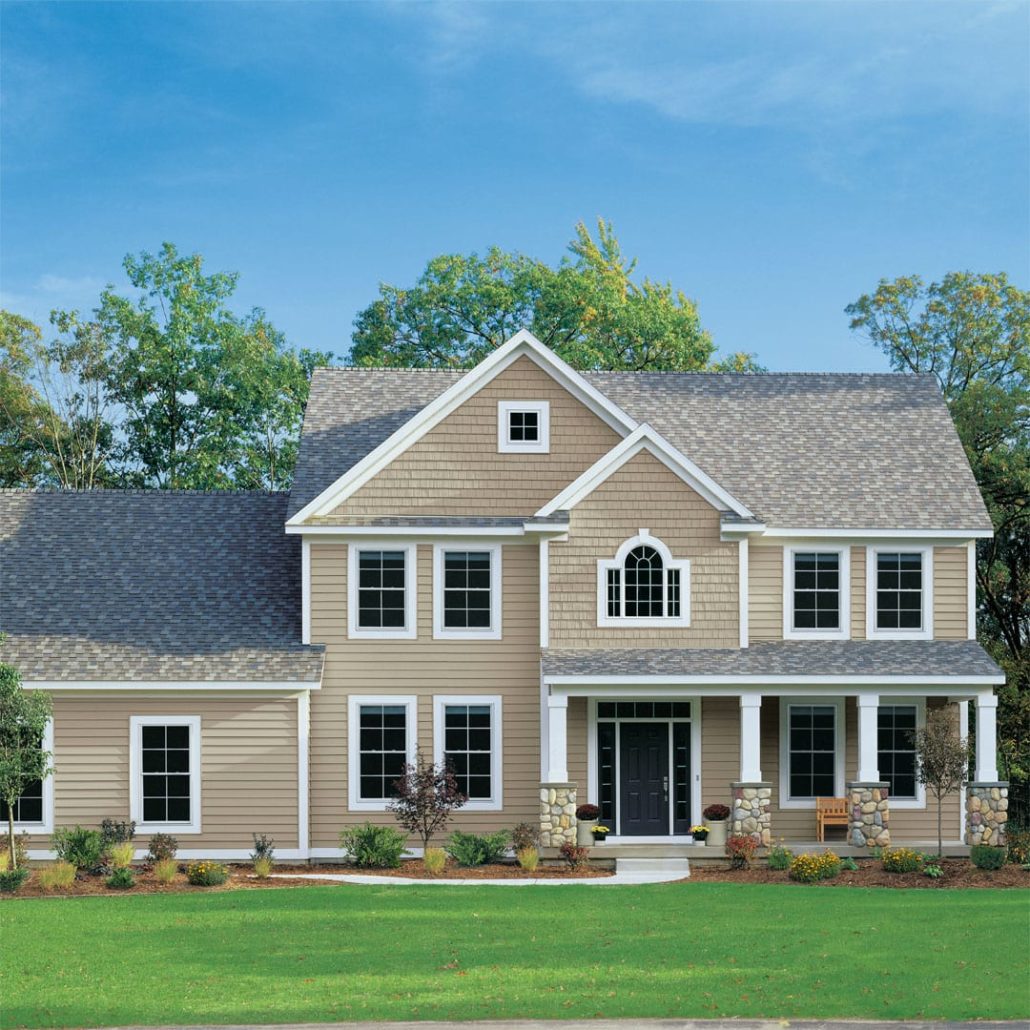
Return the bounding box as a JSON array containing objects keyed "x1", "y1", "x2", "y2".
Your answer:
[
  {"x1": 706, "y1": 819, "x2": 728, "y2": 848},
  {"x1": 692, "y1": 839, "x2": 707, "y2": 847},
  {"x1": 577, "y1": 820, "x2": 598, "y2": 846},
  {"x1": 592, "y1": 834, "x2": 607, "y2": 844}
]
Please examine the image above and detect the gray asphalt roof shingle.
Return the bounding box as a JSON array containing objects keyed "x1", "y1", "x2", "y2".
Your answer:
[
  {"x1": 0, "y1": 490, "x2": 324, "y2": 683},
  {"x1": 542, "y1": 641, "x2": 1002, "y2": 679},
  {"x1": 290, "y1": 367, "x2": 991, "y2": 530}
]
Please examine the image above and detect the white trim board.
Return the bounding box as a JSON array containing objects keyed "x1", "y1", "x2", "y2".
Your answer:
[
  {"x1": 759, "y1": 528, "x2": 993, "y2": 540},
  {"x1": 544, "y1": 676, "x2": 1004, "y2": 689},
  {"x1": 287, "y1": 330, "x2": 638, "y2": 525},
  {"x1": 497, "y1": 399, "x2": 550, "y2": 454},
  {"x1": 286, "y1": 524, "x2": 567, "y2": 538},
  {"x1": 27, "y1": 681, "x2": 321, "y2": 692}
]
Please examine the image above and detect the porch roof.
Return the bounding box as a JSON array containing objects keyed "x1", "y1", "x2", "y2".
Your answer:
[{"x1": 541, "y1": 639, "x2": 1003, "y2": 683}]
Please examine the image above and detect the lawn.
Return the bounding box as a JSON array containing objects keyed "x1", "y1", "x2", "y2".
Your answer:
[{"x1": 2, "y1": 882, "x2": 1027, "y2": 1027}]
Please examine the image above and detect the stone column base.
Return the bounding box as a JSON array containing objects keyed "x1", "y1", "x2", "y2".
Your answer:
[
  {"x1": 730, "y1": 782, "x2": 771, "y2": 845},
  {"x1": 965, "y1": 782, "x2": 1008, "y2": 846},
  {"x1": 540, "y1": 782, "x2": 577, "y2": 848},
  {"x1": 848, "y1": 781, "x2": 890, "y2": 848}
]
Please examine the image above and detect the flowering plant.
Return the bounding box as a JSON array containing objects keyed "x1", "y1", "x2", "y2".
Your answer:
[
  {"x1": 703, "y1": 803, "x2": 730, "y2": 821},
  {"x1": 591, "y1": 825, "x2": 611, "y2": 835},
  {"x1": 689, "y1": 824, "x2": 709, "y2": 836}
]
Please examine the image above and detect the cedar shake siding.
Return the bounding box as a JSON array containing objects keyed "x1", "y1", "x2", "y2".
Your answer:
[
  {"x1": 549, "y1": 450, "x2": 739, "y2": 648},
  {"x1": 321, "y1": 356, "x2": 622, "y2": 520}
]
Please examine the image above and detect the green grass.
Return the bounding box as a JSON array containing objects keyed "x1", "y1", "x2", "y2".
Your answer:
[{"x1": 2, "y1": 883, "x2": 1028, "y2": 1027}]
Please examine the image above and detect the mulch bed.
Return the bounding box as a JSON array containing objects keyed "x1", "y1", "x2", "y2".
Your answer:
[
  {"x1": 684, "y1": 858, "x2": 1030, "y2": 889},
  {"x1": 298, "y1": 860, "x2": 612, "y2": 879}
]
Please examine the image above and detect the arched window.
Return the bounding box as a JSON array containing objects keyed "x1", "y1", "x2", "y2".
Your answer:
[{"x1": 598, "y1": 532, "x2": 690, "y2": 626}]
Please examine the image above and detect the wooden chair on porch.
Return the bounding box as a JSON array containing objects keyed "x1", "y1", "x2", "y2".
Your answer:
[{"x1": 816, "y1": 797, "x2": 849, "y2": 842}]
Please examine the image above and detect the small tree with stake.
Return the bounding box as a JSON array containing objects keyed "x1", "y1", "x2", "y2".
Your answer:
[
  {"x1": 0, "y1": 643, "x2": 53, "y2": 870},
  {"x1": 915, "y1": 707, "x2": 972, "y2": 857},
  {"x1": 388, "y1": 748, "x2": 467, "y2": 851}
]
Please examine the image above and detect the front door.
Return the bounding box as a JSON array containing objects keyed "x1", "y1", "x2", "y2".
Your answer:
[{"x1": 619, "y1": 722, "x2": 669, "y2": 835}]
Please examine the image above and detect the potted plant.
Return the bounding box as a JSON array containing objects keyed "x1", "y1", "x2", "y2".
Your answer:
[
  {"x1": 576, "y1": 803, "x2": 600, "y2": 845},
  {"x1": 703, "y1": 803, "x2": 731, "y2": 848},
  {"x1": 591, "y1": 824, "x2": 610, "y2": 844},
  {"x1": 690, "y1": 824, "x2": 709, "y2": 845}
]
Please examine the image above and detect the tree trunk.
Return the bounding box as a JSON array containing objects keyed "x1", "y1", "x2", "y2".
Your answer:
[
  {"x1": 7, "y1": 810, "x2": 15, "y2": 871},
  {"x1": 937, "y1": 792, "x2": 943, "y2": 858}
]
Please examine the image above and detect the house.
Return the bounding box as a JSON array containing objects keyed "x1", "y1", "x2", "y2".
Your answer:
[{"x1": 0, "y1": 330, "x2": 1008, "y2": 861}]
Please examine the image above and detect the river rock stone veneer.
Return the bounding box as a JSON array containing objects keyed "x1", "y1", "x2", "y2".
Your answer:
[
  {"x1": 965, "y1": 782, "x2": 1008, "y2": 846},
  {"x1": 540, "y1": 782, "x2": 577, "y2": 847},
  {"x1": 848, "y1": 781, "x2": 890, "y2": 847},
  {"x1": 730, "y1": 782, "x2": 771, "y2": 845}
]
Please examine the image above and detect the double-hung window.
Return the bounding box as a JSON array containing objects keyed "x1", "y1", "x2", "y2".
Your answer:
[
  {"x1": 878, "y1": 704, "x2": 923, "y2": 804},
  {"x1": 347, "y1": 696, "x2": 417, "y2": 811},
  {"x1": 0, "y1": 721, "x2": 53, "y2": 831},
  {"x1": 598, "y1": 532, "x2": 690, "y2": 627},
  {"x1": 348, "y1": 544, "x2": 416, "y2": 639},
  {"x1": 779, "y1": 700, "x2": 844, "y2": 806},
  {"x1": 497, "y1": 400, "x2": 550, "y2": 453},
  {"x1": 433, "y1": 545, "x2": 502, "y2": 639},
  {"x1": 130, "y1": 716, "x2": 201, "y2": 833},
  {"x1": 866, "y1": 547, "x2": 932, "y2": 639},
  {"x1": 784, "y1": 547, "x2": 850, "y2": 639},
  {"x1": 433, "y1": 696, "x2": 502, "y2": 810}
]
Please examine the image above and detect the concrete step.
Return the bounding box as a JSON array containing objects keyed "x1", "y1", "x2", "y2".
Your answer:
[{"x1": 615, "y1": 857, "x2": 691, "y2": 879}]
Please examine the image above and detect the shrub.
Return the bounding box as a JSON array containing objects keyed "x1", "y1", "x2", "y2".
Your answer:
[
  {"x1": 251, "y1": 833, "x2": 275, "y2": 862},
  {"x1": 789, "y1": 851, "x2": 841, "y2": 882},
  {"x1": 252, "y1": 855, "x2": 274, "y2": 879},
  {"x1": 106, "y1": 867, "x2": 135, "y2": 890},
  {"x1": 510, "y1": 822, "x2": 540, "y2": 852},
  {"x1": 145, "y1": 833, "x2": 178, "y2": 864},
  {"x1": 99, "y1": 819, "x2": 135, "y2": 848},
  {"x1": 37, "y1": 861, "x2": 77, "y2": 891},
  {"x1": 840, "y1": 856, "x2": 859, "y2": 872},
  {"x1": 388, "y1": 749, "x2": 467, "y2": 849},
  {"x1": 575, "y1": 803, "x2": 600, "y2": 820},
  {"x1": 446, "y1": 830, "x2": 509, "y2": 868},
  {"x1": 152, "y1": 858, "x2": 178, "y2": 884},
  {"x1": 423, "y1": 847, "x2": 446, "y2": 875},
  {"x1": 558, "y1": 841, "x2": 589, "y2": 870},
  {"x1": 1005, "y1": 826, "x2": 1030, "y2": 865},
  {"x1": 703, "y1": 803, "x2": 730, "y2": 821},
  {"x1": 923, "y1": 863, "x2": 944, "y2": 879},
  {"x1": 767, "y1": 843, "x2": 793, "y2": 870},
  {"x1": 726, "y1": 834, "x2": 758, "y2": 869},
  {"x1": 52, "y1": 826, "x2": 104, "y2": 871},
  {"x1": 186, "y1": 861, "x2": 229, "y2": 886},
  {"x1": 516, "y1": 846, "x2": 539, "y2": 871},
  {"x1": 1, "y1": 833, "x2": 28, "y2": 871},
  {"x1": 0, "y1": 867, "x2": 30, "y2": 894},
  {"x1": 340, "y1": 823, "x2": 408, "y2": 869},
  {"x1": 970, "y1": 844, "x2": 1007, "y2": 870},
  {"x1": 882, "y1": 847, "x2": 924, "y2": 873},
  {"x1": 108, "y1": 841, "x2": 135, "y2": 869}
]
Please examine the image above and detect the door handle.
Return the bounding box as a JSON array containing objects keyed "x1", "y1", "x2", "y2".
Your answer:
[{"x1": 662, "y1": 776, "x2": 669, "y2": 802}]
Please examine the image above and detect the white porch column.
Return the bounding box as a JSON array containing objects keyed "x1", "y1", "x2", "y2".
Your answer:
[
  {"x1": 856, "y1": 694, "x2": 880, "y2": 782},
  {"x1": 739, "y1": 692, "x2": 762, "y2": 782},
  {"x1": 546, "y1": 694, "x2": 569, "y2": 783},
  {"x1": 974, "y1": 693, "x2": 999, "y2": 782}
]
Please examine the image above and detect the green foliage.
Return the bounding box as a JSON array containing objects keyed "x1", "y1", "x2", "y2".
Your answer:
[
  {"x1": 882, "y1": 847, "x2": 924, "y2": 873},
  {"x1": 445, "y1": 830, "x2": 509, "y2": 867},
  {"x1": 186, "y1": 861, "x2": 229, "y2": 886},
  {"x1": 923, "y1": 863, "x2": 945, "y2": 879},
  {"x1": 422, "y1": 847, "x2": 446, "y2": 875},
  {"x1": 0, "y1": 312, "x2": 50, "y2": 486},
  {"x1": 558, "y1": 841, "x2": 590, "y2": 870},
  {"x1": 152, "y1": 858, "x2": 178, "y2": 884},
  {"x1": 37, "y1": 861, "x2": 77, "y2": 891},
  {"x1": 766, "y1": 843, "x2": 793, "y2": 870},
  {"x1": 0, "y1": 866, "x2": 29, "y2": 893},
  {"x1": 516, "y1": 846, "x2": 540, "y2": 872},
  {"x1": 252, "y1": 855, "x2": 274, "y2": 879},
  {"x1": 106, "y1": 867, "x2": 135, "y2": 890},
  {"x1": 351, "y1": 220, "x2": 760, "y2": 373},
  {"x1": 107, "y1": 842, "x2": 135, "y2": 870},
  {"x1": 969, "y1": 844, "x2": 1007, "y2": 870},
  {"x1": 1005, "y1": 825, "x2": 1030, "y2": 864},
  {"x1": 914, "y1": 708, "x2": 972, "y2": 857},
  {"x1": 789, "y1": 851, "x2": 842, "y2": 882},
  {"x1": 840, "y1": 856, "x2": 859, "y2": 872},
  {"x1": 1, "y1": 831, "x2": 27, "y2": 871},
  {"x1": 339, "y1": 823, "x2": 408, "y2": 869},
  {"x1": 100, "y1": 819, "x2": 135, "y2": 848},
  {"x1": 52, "y1": 826, "x2": 104, "y2": 871},
  {"x1": 144, "y1": 833, "x2": 179, "y2": 864},
  {"x1": 510, "y1": 822, "x2": 540, "y2": 853},
  {"x1": 250, "y1": 833, "x2": 275, "y2": 862}
]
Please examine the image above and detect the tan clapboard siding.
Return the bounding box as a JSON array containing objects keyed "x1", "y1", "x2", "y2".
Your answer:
[
  {"x1": 748, "y1": 545, "x2": 782, "y2": 642},
  {"x1": 567, "y1": 697, "x2": 589, "y2": 790},
  {"x1": 934, "y1": 546, "x2": 969, "y2": 639},
  {"x1": 309, "y1": 541, "x2": 543, "y2": 846},
  {"x1": 549, "y1": 451, "x2": 739, "y2": 648},
  {"x1": 700, "y1": 697, "x2": 739, "y2": 807},
  {"x1": 24, "y1": 694, "x2": 299, "y2": 851},
  {"x1": 850, "y1": 546, "x2": 866, "y2": 639},
  {"x1": 321, "y1": 356, "x2": 622, "y2": 519}
]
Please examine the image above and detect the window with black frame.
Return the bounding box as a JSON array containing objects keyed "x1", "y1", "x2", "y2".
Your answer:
[
  {"x1": 141, "y1": 724, "x2": 192, "y2": 823},
  {"x1": 792, "y1": 552, "x2": 840, "y2": 630},
  {"x1": 357, "y1": 704, "x2": 408, "y2": 801},
  {"x1": 876, "y1": 552, "x2": 923, "y2": 630},
  {"x1": 357, "y1": 549, "x2": 407, "y2": 629},
  {"x1": 878, "y1": 705, "x2": 918, "y2": 798},
  {"x1": 442, "y1": 703, "x2": 493, "y2": 801},
  {"x1": 442, "y1": 551, "x2": 492, "y2": 629},
  {"x1": 787, "y1": 704, "x2": 837, "y2": 799}
]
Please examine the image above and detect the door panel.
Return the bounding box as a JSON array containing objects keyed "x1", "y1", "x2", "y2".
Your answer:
[{"x1": 620, "y1": 722, "x2": 669, "y2": 835}]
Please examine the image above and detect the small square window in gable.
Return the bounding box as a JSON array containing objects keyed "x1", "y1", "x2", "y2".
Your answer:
[{"x1": 497, "y1": 400, "x2": 550, "y2": 453}]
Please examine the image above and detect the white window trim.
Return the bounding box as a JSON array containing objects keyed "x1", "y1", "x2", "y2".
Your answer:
[
  {"x1": 865, "y1": 545, "x2": 934, "y2": 640},
  {"x1": 878, "y1": 698, "x2": 926, "y2": 808},
  {"x1": 497, "y1": 400, "x2": 550, "y2": 454},
  {"x1": 8, "y1": 718, "x2": 54, "y2": 833},
  {"x1": 347, "y1": 695, "x2": 418, "y2": 812},
  {"x1": 432, "y1": 695, "x2": 503, "y2": 812},
  {"x1": 783, "y1": 546, "x2": 851, "y2": 640},
  {"x1": 778, "y1": 697, "x2": 846, "y2": 809},
  {"x1": 347, "y1": 543, "x2": 418, "y2": 640},
  {"x1": 597, "y1": 530, "x2": 691, "y2": 628},
  {"x1": 433, "y1": 543, "x2": 503, "y2": 640},
  {"x1": 129, "y1": 715, "x2": 202, "y2": 834}
]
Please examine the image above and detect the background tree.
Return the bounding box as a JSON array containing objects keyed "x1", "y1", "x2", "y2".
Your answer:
[
  {"x1": 0, "y1": 312, "x2": 48, "y2": 487},
  {"x1": 914, "y1": 707, "x2": 973, "y2": 856},
  {"x1": 0, "y1": 644, "x2": 53, "y2": 870},
  {"x1": 847, "y1": 272, "x2": 1029, "y2": 821},
  {"x1": 387, "y1": 749, "x2": 467, "y2": 850},
  {"x1": 352, "y1": 219, "x2": 763, "y2": 372}
]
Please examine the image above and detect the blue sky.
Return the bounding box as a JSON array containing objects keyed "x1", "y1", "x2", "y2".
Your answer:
[{"x1": 2, "y1": 1, "x2": 1028, "y2": 371}]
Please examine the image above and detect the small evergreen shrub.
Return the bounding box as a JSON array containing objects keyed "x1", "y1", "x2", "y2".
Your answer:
[
  {"x1": 1004, "y1": 826, "x2": 1030, "y2": 865},
  {"x1": 52, "y1": 826, "x2": 105, "y2": 871},
  {"x1": 106, "y1": 867, "x2": 135, "y2": 890},
  {"x1": 789, "y1": 851, "x2": 842, "y2": 882},
  {"x1": 923, "y1": 863, "x2": 945, "y2": 879},
  {"x1": 558, "y1": 841, "x2": 590, "y2": 870},
  {"x1": 108, "y1": 841, "x2": 135, "y2": 869},
  {"x1": 340, "y1": 823, "x2": 408, "y2": 869},
  {"x1": 152, "y1": 858, "x2": 178, "y2": 884},
  {"x1": 881, "y1": 847, "x2": 923, "y2": 873},
  {"x1": 422, "y1": 847, "x2": 446, "y2": 875},
  {"x1": 516, "y1": 846, "x2": 540, "y2": 871},
  {"x1": 99, "y1": 819, "x2": 135, "y2": 848},
  {"x1": 252, "y1": 856, "x2": 274, "y2": 879},
  {"x1": 726, "y1": 834, "x2": 758, "y2": 869},
  {"x1": 840, "y1": 856, "x2": 859, "y2": 872},
  {"x1": 0, "y1": 867, "x2": 30, "y2": 893},
  {"x1": 446, "y1": 830, "x2": 509, "y2": 867},
  {"x1": 250, "y1": 833, "x2": 275, "y2": 862},
  {"x1": 510, "y1": 822, "x2": 540, "y2": 852},
  {"x1": 767, "y1": 843, "x2": 793, "y2": 870},
  {"x1": 970, "y1": 844, "x2": 1007, "y2": 870},
  {"x1": 37, "y1": 861, "x2": 77, "y2": 891},
  {"x1": 186, "y1": 861, "x2": 229, "y2": 886},
  {"x1": 145, "y1": 833, "x2": 179, "y2": 864}
]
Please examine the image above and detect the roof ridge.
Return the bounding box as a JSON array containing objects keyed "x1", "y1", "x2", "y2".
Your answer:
[
  {"x1": 0, "y1": 487, "x2": 289, "y2": 497},
  {"x1": 313, "y1": 365, "x2": 928, "y2": 378}
]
